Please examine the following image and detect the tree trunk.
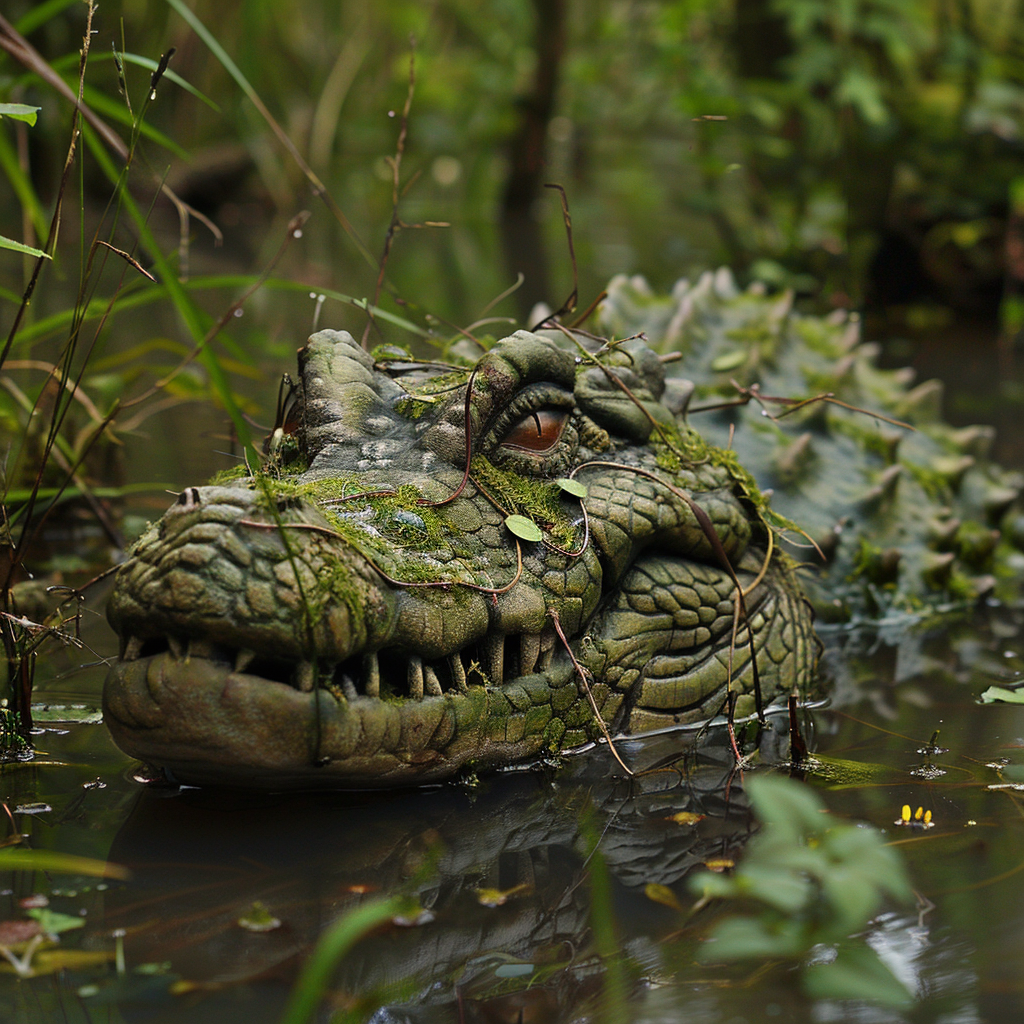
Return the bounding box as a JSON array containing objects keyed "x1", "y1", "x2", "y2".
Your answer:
[{"x1": 499, "y1": 0, "x2": 567, "y2": 321}]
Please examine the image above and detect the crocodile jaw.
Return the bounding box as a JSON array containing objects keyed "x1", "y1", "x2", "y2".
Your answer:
[{"x1": 103, "y1": 653, "x2": 571, "y2": 788}]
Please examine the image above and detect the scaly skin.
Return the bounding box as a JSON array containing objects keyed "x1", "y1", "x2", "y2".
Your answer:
[
  {"x1": 104, "y1": 329, "x2": 815, "y2": 787},
  {"x1": 601, "y1": 269, "x2": 1024, "y2": 619}
]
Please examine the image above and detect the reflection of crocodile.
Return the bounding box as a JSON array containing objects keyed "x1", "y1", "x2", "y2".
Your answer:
[
  {"x1": 102, "y1": 732, "x2": 765, "y2": 1019},
  {"x1": 104, "y1": 328, "x2": 815, "y2": 787},
  {"x1": 601, "y1": 270, "x2": 1024, "y2": 619}
]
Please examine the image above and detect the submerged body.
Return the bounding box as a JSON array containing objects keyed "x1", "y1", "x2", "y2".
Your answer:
[{"x1": 104, "y1": 329, "x2": 815, "y2": 787}]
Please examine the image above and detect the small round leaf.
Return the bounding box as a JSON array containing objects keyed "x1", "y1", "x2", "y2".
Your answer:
[
  {"x1": 505, "y1": 515, "x2": 543, "y2": 542},
  {"x1": 555, "y1": 477, "x2": 588, "y2": 498}
]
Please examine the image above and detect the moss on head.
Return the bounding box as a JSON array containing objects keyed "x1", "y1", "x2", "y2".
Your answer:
[
  {"x1": 207, "y1": 464, "x2": 250, "y2": 486},
  {"x1": 470, "y1": 456, "x2": 583, "y2": 548}
]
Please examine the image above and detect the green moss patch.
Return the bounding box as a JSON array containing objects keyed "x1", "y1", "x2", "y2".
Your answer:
[{"x1": 470, "y1": 456, "x2": 583, "y2": 548}]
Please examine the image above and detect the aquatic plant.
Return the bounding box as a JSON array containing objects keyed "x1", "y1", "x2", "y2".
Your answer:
[{"x1": 690, "y1": 773, "x2": 915, "y2": 1008}]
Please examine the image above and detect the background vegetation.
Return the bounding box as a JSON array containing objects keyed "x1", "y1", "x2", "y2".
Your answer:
[
  {"x1": 6, "y1": 0, "x2": 1024, "y2": 333},
  {"x1": 2, "y1": 0, "x2": 1024, "y2": 723}
]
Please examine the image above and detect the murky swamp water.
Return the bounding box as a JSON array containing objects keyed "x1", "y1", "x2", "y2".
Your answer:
[{"x1": 3, "y1": 329, "x2": 1024, "y2": 1024}]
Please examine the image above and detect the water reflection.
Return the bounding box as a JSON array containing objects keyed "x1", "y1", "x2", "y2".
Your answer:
[
  {"x1": 2, "y1": 604, "x2": 1024, "y2": 1021},
  {"x1": 101, "y1": 730, "x2": 768, "y2": 1021}
]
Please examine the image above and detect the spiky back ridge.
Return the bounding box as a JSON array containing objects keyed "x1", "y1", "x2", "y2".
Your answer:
[{"x1": 599, "y1": 269, "x2": 1024, "y2": 621}]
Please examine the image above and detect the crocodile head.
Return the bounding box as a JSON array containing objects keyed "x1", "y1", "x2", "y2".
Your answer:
[{"x1": 104, "y1": 329, "x2": 816, "y2": 787}]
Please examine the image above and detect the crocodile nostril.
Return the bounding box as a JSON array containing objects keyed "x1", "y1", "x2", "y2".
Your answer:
[{"x1": 176, "y1": 487, "x2": 202, "y2": 509}]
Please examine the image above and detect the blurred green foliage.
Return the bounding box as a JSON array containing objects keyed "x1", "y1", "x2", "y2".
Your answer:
[
  {"x1": 3, "y1": 0, "x2": 1024, "y2": 336},
  {"x1": 690, "y1": 774, "x2": 915, "y2": 1007}
]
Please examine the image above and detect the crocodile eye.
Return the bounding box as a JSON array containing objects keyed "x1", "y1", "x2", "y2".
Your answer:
[{"x1": 501, "y1": 409, "x2": 569, "y2": 453}]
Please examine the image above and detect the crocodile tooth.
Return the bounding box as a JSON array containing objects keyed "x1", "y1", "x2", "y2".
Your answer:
[
  {"x1": 408, "y1": 656, "x2": 424, "y2": 699},
  {"x1": 235, "y1": 649, "x2": 256, "y2": 673},
  {"x1": 449, "y1": 652, "x2": 467, "y2": 692},
  {"x1": 772, "y1": 432, "x2": 813, "y2": 483},
  {"x1": 187, "y1": 638, "x2": 216, "y2": 660},
  {"x1": 520, "y1": 633, "x2": 541, "y2": 676},
  {"x1": 538, "y1": 629, "x2": 557, "y2": 670},
  {"x1": 862, "y1": 547, "x2": 901, "y2": 585},
  {"x1": 424, "y1": 665, "x2": 443, "y2": 696},
  {"x1": 167, "y1": 636, "x2": 184, "y2": 660},
  {"x1": 122, "y1": 636, "x2": 142, "y2": 662},
  {"x1": 363, "y1": 652, "x2": 380, "y2": 698},
  {"x1": 926, "y1": 516, "x2": 960, "y2": 550},
  {"x1": 482, "y1": 635, "x2": 505, "y2": 686},
  {"x1": 714, "y1": 266, "x2": 737, "y2": 298},
  {"x1": 813, "y1": 523, "x2": 843, "y2": 563},
  {"x1": 839, "y1": 321, "x2": 860, "y2": 351},
  {"x1": 974, "y1": 574, "x2": 997, "y2": 597},
  {"x1": 830, "y1": 352, "x2": 856, "y2": 382},
  {"x1": 341, "y1": 673, "x2": 358, "y2": 701},
  {"x1": 878, "y1": 431, "x2": 902, "y2": 464},
  {"x1": 296, "y1": 661, "x2": 315, "y2": 693},
  {"x1": 958, "y1": 528, "x2": 1000, "y2": 567}
]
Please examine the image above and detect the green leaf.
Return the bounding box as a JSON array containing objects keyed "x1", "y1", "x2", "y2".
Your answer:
[
  {"x1": 0, "y1": 127, "x2": 48, "y2": 239},
  {"x1": 738, "y1": 864, "x2": 813, "y2": 914},
  {"x1": 505, "y1": 514, "x2": 543, "y2": 542},
  {"x1": 644, "y1": 883, "x2": 684, "y2": 911},
  {"x1": 0, "y1": 234, "x2": 49, "y2": 260},
  {"x1": 119, "y1": 52, "x2": 221, "y2": 111},
  {"x1": 0, "y1": 104, "x2": 40, "y2": 126},
  {"x1": 555, "y1": 477, "x2": 588, "y2": 498},
  {"x1": 26, "y1": 908, "x2": 85, "y2": 935},
  {"x1": 15, "y1": 0, "x2": 81, "y2": 36},
  {"x1": 745, "y1": 775, "x2": 827, "y2": 845},
  {"x1": 821, "y1": 829, "x2": 912, "y2": 903},
  {"x1": 699, "y1": 915, "x2": 806, "y2": 961},
  {"x1": 980, "y1": 686, "x2": 1024, "y2": 704},
  {"x1": 802, "y1": 943, "x2": 914, "y2": 1008},
  {"x1": 836, "y1": 69, "x2": 889, "y2": 126},
  {"x1": 711, "y1": 349, "x2": 747, "y2": 372},
  {"x1": 819, "y1": 868, "x2": 881, "y2": 936},
  {"x1": 688, "y1": 871, "x2": 739, "y2": 899}
]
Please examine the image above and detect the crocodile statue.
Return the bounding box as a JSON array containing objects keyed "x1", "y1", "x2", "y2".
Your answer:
[
  {"x1": 103, "y1": 269, "x2": 1023, "y2": 788},
  {"x1": 104, "y1": 326, "x2": 815, "y2": 788}
]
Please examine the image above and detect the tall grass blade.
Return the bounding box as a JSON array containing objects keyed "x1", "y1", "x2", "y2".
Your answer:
[
  {"x1": 81, "y1": 122, "x2": 256, "y2": 460},
  {"x1": 162, "y1": 0, "x2": 378, "y2": 271},
  {"x1": 279, "y1": 895, "x2": 409, "y2": 1024},
  {"x1": 12, "y1": 276, "x2": 431, "y2": 349},
  {"x1": 0, "y1": 126, "x2": 48, "y2": 239},
  {"x1": 0, "y1": 848, "x2": 130, "y2": 879},
  {"x1": 13, "y1": 0, "x2": 82, "y2": 37},
  {"x1": 0, "y1": 235, "x2": 49, "y2": 259}
]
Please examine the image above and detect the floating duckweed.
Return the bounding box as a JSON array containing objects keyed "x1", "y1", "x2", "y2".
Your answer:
[{"x1": 372, "y1": 344, "x2": 414, "y2": 362}]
